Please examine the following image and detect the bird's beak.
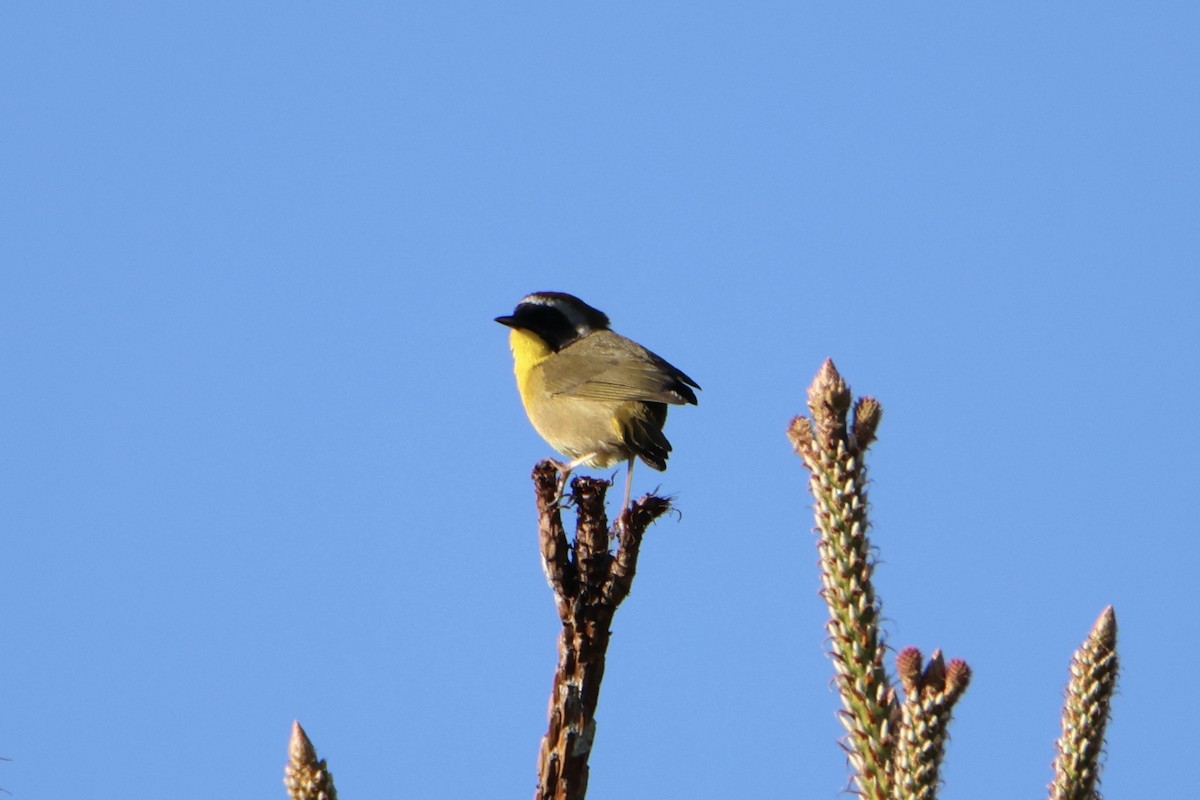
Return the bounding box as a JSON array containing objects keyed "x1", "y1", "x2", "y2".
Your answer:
[{"x1": 495, "y1": 315, "x2": 518, "y2": 328}]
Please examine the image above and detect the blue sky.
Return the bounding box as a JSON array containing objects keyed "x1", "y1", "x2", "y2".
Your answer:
[{"x1": 4, "y1": 3, "x2": 1197, "y2": 797}]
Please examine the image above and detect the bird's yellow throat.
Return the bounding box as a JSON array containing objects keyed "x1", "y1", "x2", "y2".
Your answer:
[{"x1": 508, "y1": 328, "x2": 553, "y2": 397}]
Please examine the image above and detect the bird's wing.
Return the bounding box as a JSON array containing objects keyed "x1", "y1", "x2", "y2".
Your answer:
[{"x1": 540, "y1": 330, "x2": 700, "y2": 405}]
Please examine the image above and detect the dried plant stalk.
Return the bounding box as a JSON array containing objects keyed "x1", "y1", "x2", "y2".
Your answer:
[
  {"x1": 531, "y1": 460, "x2": 670, "y2": 800},
  {"x1": 788, "y1": 359, "x2": 893, "y2": 800},
  {"x1": 1048, "y1": 606, "x2": 1119, "y2": 800},
  {"x1": 284, "y1": 721, "x2": 338, "y2": 800}
]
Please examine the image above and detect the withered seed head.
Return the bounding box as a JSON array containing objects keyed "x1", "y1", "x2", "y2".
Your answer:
[
  {"x1": 787, "y1": 415, "x2": 816, "y2": 456},
  {"x1": 852, "y1": 396, "x2": 882, "y2": 450},
  {"x1": 808, "y1": 359, "x2": 852, "y2": 444},
  {"x1": 896, "y1": 647, "x2": 924, "y2": 697},
  {"x1": 944, "y1": 659, "x2": 972, "y2": 702},
  {"x1": 922, "y1": 650, "x2": 947, "y2": 694}
]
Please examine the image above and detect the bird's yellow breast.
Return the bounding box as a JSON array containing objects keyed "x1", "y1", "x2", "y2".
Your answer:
[{"x1": 508, "y1": 328, "x2": 553, "y2": 401}]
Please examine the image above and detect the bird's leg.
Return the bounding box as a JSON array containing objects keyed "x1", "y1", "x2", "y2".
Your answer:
[
  {"x1": 551, "y1": 453, "x2": 597, "y2": 506},
  {"x1": 618, "y1": 456, "x2": 635, "y2": 530}
]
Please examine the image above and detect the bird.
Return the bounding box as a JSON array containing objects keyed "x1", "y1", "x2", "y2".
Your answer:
[{"x1": 495, "y1": 291, "x2": 700, "y2": 517}]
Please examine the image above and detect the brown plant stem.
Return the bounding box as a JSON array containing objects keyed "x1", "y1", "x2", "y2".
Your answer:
[{"x1": 531, "y1": 460, "x2": 671, "y2": 800}]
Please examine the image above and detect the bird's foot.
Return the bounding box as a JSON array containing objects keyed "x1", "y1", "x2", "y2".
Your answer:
[{"x1": 547, "y1": 459, "x2": 575, "y2": 508}]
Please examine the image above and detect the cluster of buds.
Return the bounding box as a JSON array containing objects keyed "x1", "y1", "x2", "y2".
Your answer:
[{"x1": 893, "y1": 648, "x2": 973, "y2": 800}]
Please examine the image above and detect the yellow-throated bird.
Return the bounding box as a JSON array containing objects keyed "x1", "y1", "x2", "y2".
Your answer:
[{"x1": 496, "y1": 291, "x2": 700, "y2": 514}]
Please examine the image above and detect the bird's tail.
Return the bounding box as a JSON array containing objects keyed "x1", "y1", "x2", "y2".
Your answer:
[{"x1": 623, "y1": 403, "x2": 672, "y2": 471}]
